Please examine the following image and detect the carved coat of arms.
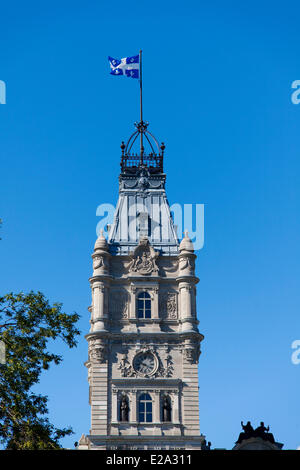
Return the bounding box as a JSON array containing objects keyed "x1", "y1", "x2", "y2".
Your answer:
[{"x1": 127, "y1": 237, "x2": 158, "y2": 275}]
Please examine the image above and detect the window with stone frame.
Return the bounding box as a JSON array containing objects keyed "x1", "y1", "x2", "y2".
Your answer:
[
  {"x1": 138, "y1": 393, "x2": 152, "y2": 422},
  {"x1": 137, "y1": 291, "x2": 151, "y2": 319}
]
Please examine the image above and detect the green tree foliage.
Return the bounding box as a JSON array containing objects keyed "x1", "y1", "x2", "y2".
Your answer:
[{"x1": 0, "y1": 291, "x2": 80, "y2": 449}]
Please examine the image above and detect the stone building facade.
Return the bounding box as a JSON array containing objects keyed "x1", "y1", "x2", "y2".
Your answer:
[{"x1": 78, "y1": 123, "x2": 205, "y2": 450}]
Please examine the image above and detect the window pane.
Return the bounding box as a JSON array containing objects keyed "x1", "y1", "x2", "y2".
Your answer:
[
  {"x1": 146, "y1": 403, "x2": 152, "y2": 412},
  {"x1": 137, "y1": 294, "x2": 151, "y2": 320},
  {"x1": 146, "y1": 413, "x2": 152, "y2": 422}
]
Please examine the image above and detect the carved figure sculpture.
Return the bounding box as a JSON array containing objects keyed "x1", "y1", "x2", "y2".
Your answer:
[
  {"x1": 120, "y1": 396, "x2": 129, "y2": 422},
  {"x1": 162, "y1": 396, "x2": 171, "y2": 422}
]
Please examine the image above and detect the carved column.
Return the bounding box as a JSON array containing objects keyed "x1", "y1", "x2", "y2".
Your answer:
[
  {"x1": 130, "y1": 284, "x2": 136, "y2": 319},
  {"x1": 152, "y1": 286, "x2": 159, "y2": 319},
  {"x1": 178, "y1": 231, "x2": 198, "y2": 332},
  {"x1": 131, "y1": 391, "x2": 137, "y2": 423},
  {"x1": 90, "y1": 230, "x2": 111, "y2": 332},
  {"x1": 112, "y1": 390, "x2": 118, "y2": 422},
  {"x1": 173, "y1": 392, "x2": 180, "y2": 424},
  {"x1": 179, "y1": 282, "x2": 194, "y2": 332},
  {"x1": 93, "y1": 281, "x2": 107, "y2": 331},
  {"x1": 153, "y1": 390, "x2": 160, "y2": 423}
]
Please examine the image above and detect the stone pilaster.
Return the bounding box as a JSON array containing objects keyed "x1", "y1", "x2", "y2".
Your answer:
[{"x1": 88, "y1": 337, "x2": 109, "y2": 436}]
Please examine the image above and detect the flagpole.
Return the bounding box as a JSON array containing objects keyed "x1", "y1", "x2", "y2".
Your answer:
[{"x1": 139, "y1": 49, "x2": 143, "y2": 163}]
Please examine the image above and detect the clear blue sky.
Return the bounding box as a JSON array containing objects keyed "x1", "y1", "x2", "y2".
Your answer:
[{"x1": 1, "y1": 0, "x2": 300, "y2": 450}]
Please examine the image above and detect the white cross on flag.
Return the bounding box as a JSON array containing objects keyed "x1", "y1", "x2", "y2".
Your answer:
[{"x1": 108, "y1": 55, "x2": 139, "y2": 79}]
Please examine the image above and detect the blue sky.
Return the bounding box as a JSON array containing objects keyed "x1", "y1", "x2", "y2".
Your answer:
[{"x1": 1, "y1": 0, "x2": 300, "y2": 450}]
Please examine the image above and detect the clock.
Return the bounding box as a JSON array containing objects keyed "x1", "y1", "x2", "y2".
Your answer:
[{"x1": 133, "y1": 352, "x2": 156, "y2": 376}]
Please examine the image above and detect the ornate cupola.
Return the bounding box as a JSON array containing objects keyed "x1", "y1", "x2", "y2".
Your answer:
[
  {"x1": 80, "y1": 121, "x2": 205, "y2": 451},
  {"x1": 120, "y1": 121, "x2": 164, "y2": 174},
  {"x1": 108, "y1": 122, "x2": 179, "y2": 256}
]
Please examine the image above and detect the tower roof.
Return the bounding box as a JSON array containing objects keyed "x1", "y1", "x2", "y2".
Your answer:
[{"x1": 107, "y1": 122, "x2": 179, "y2": 256}]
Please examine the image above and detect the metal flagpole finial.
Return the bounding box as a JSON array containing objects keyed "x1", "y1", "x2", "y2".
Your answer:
[{"x1": 139, "y1": 49, "x2": 143, "y2": 161}]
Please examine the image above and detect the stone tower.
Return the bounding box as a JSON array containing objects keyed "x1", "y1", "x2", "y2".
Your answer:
[{"x1": 79, "y1": 122, "x2": 204, "y2": 450}]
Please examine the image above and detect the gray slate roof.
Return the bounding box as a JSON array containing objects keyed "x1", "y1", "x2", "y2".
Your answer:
[{"x1": 108, "y1": 170, "x2": 179, "y2": 256}]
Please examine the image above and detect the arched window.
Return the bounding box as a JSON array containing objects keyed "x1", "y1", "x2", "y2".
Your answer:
[
  {"x1": 139, "y1": 393, "x2": 152, "y2": 422},
  {"x1": 162, "y1": 395, "x2": 172, "y2": 422},
  {"x1": 119, "y1": 395, "x2": 129, "y2": 422},
  {"x1": 137, "y1": 292, "x2": 151, "y2": 319}
]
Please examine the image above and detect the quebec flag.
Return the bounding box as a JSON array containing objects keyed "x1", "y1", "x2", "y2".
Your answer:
[{"x1": 108, "y1": 55, "x2": 139, "y2": 79}]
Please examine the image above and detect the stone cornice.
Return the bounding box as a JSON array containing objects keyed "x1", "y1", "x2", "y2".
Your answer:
[
  {"x1": 89, "y1": 275, "x2": 113, "y2": 283},
  {"x1": 176, "y1": 275, "x2": 200, "y2": 284},
  {"x1": 85, "y1": 330, "x2": 204, "y2": 342},
  {"x1": 112, "y1": 378, "x2": 182, "y2": 387},
  {"x1": 86, "y1": 434, "x2": 205, "y2": 443}
]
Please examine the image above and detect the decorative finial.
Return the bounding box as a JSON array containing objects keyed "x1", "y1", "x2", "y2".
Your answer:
[
  {"x1": 179, "y1": 229, "x2": 194, "y2": 252},
  {"x1": 121, "y1": 141, "x2": 125, "y2": 156},
  {"x1": 94, "y1": 228, "x2": 108, "y2": 251}
]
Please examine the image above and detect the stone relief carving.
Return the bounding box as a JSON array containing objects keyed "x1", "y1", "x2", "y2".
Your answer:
[
  {"x1": 89, "y1": 339, "x2": 108, "y2": 364},
  {"x1": 161, "y1": 259, "x2": 179, "y2": 274},
  {"x1": 179, "y1": 256, "x2": 195, "y2": 273},
  {"x1": 183, "y1": 343, "x2": 201, "y2": 364},
  {"x1": 137, "y1": 168, "x2": 150, "y2": 191},
  {"x1": 118, "y1": 347, "x2": 174, "y2": 378},
  {"x1": 93, "y1": 255, "x2": 104, "y2": 270},
  {"x1": 159, "y1": 292, "x2": 177, "y2": 319},
  {"x1": 127, "y1": 237, "x2": 158, "y2": 275},
  {"x1": 109, "y1": 289, "x2": 128, "y2": 319},
  {"x1": 120, "y1": 169, "x2": 164, "y2": 191},
  {"x1": 118, "y1": 352, "x2": 136, "y2": 377},
  {"x1": 130, "y1": 284, "x2": 137, "y2": 293},
  {"x1": 163, "y1": 354, "x2": 174, "y2": 377}
]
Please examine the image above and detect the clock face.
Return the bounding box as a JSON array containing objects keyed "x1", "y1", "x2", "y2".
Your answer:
[{"x1": 133, "y1": 352, "x2": 156, "y2": 375}]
